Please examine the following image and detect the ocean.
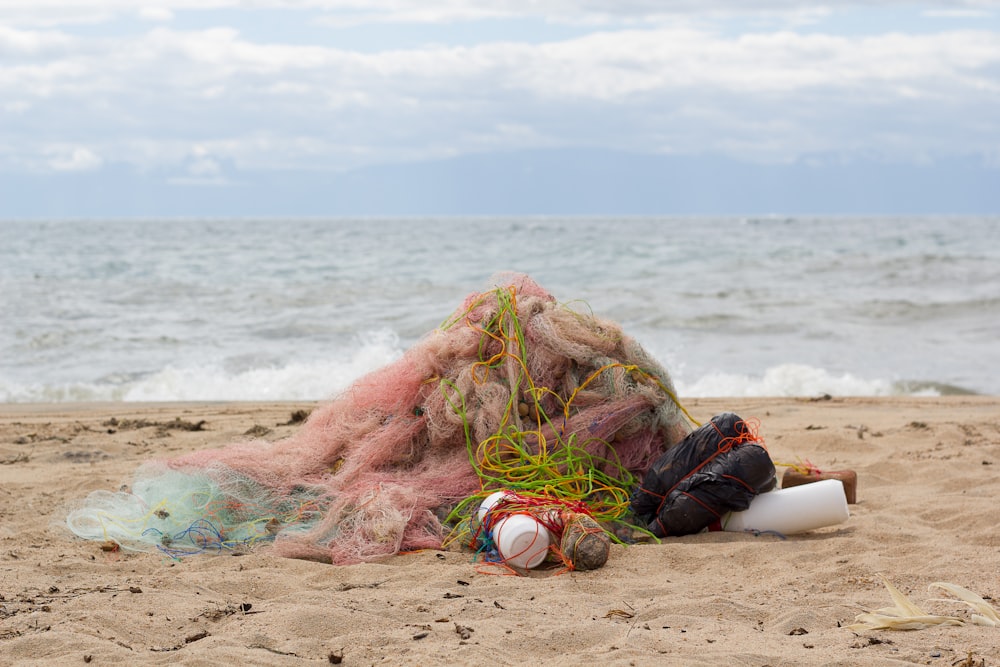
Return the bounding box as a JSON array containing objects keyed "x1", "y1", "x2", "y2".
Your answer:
[{"x1": 1, "y1": 217, "x2": 997, "y2": 402}]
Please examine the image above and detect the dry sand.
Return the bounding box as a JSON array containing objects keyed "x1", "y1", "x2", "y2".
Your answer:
[{"x1": 1, "y1": 396, "x2": 998, "y2": 666}]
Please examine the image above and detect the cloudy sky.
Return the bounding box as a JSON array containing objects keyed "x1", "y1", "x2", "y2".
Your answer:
[{"x1": 2, "y1": 1, "x2": 999, "y2": 216}]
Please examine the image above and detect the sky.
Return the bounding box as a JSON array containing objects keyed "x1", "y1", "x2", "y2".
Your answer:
[{"x1": 1, "y1": 1, "x2": 999, "y2": 217}]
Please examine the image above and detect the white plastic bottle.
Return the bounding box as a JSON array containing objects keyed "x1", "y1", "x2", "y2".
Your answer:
[
  {"x1": 478, "y1": 491, "x2": 553, "y2": 569},
  {"x1": 723, "y1": 478, "x2": 850, "y2": 535}
]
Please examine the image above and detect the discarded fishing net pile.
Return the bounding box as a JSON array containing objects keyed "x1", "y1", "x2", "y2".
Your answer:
[{"x1": 67, "y1": 273, "x2": 693, "y2": 565}]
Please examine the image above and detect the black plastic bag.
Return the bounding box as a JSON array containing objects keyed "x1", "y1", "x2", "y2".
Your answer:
[{"x1": 630, "y1": 413, "x2": 776, "y2": 537}]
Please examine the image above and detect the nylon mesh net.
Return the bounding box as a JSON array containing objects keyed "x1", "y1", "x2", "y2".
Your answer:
[{"x1": 67, "y1": 273, "x2": 693, "y2": 564}]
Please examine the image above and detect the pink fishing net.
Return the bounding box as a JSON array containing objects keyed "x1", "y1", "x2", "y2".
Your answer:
[{"x1": 69, "y1": 273, "x2": 693, "y2": 564}]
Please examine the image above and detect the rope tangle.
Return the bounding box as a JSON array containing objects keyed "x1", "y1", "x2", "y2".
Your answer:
[{"x1": 440, "y1": 284, "x2": 701, "y2": 565}]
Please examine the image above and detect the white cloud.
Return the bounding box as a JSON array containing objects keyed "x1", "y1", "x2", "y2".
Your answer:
[
  {"x1": 923, "y1": 9, "x2": 993, "y2": 18},
  {"x1": 44, "y1": 145, "x2": 103, "y2": 171},
  {"x1": 2, "y1": 100, "x2": 31, "y2": 113},
  {"x1": 0, "y1": 25, "x2": 75, "y2": 55},
  {"x1": 0, "y1": 2, "x2": 998, "y2": 28},
  {"x1": 187, "y1": 146, "x2": 222, "y2": 177},
  {"x1": 0, "y1": 8, "x2": 998, "y2": 176},
  {"x1": 138, "y1": 6, "x2": 175, "y2": 22},
  {"x1": 307, "y1": 0, "x2": 843, "y2": 28}
]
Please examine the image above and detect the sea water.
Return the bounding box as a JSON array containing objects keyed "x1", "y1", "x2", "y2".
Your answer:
[{"x1": 1, "y1": 217, "x2": 997, "y2": 402}]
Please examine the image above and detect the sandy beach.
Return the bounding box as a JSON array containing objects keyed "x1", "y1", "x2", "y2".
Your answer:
[{"x1": 1, "y1": 396, "x2": 998, "y2": 666}]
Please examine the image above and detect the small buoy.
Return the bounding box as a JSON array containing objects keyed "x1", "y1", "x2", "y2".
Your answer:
[
  {"x1": 479, "y1": 492, "x2": 552, "y2": 569},
  {"x1": 560, "y1": 512, "x2": 610, "y2": 570}
]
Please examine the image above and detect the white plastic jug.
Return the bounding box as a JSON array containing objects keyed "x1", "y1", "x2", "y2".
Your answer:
[
  {"x1": 723, "y1": 478, "x2": 850, "y2": 535},
  {"x1": 478, "y1": 491, "x2": 553, "y2": 569}
]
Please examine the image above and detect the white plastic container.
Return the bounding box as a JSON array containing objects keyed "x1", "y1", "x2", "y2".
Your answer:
[
  {"x1": 723, "y1": 478, "x2": 850, "y2": 535},
  {"x1": 492, "y1": 513, "x2": 552, "y2": 569},
  {"x1": 478, "y1": 491, "x2": 553, "y2": 569},
  {"x1": 478, "y1": 491, "x2": 509, "y2": 523}
]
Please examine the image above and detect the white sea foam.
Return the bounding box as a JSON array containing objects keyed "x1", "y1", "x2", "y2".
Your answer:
[
  {"x1": 0, "y1": 330, "x2": 403, "y2": 403},
  {"x1": 676, "y1": 363, "x2": 899, "y2": 398},
  {"x1": 122, "y1": 333, "x2": 403, "y2": 402},
  {"x1": 0, "y1": 379, "x2": 123, "y2": 403},
  {"x1": 1, "y1": 360, "x2": 935, "y2": 403}
]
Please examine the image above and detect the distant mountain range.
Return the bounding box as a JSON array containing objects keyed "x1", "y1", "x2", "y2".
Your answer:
[{"x1": 3, "y1": 148, "x2": 997, "y2": 218}]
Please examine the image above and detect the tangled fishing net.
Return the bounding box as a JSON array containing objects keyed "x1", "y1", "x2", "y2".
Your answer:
[{"x1": 67, "y1": 273, "x2": 695, "y2": 565}]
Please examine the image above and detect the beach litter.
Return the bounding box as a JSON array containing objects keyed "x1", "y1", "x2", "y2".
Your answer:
[
  {"x1": 629, "y1": 412, "x2": 778, "y2": 537},
  {"x1": 472, "y1": 490, "x2": 612, "y2": 571},
  {"x1": 722, "y1": 478, "x2": 850, "y2": 535},
  {"x1": 781, "y1": 464, "x2": 858, "y2": 504},
  {"x1": 66, "y1": 273, "x2": 697, "y2": 568}
]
